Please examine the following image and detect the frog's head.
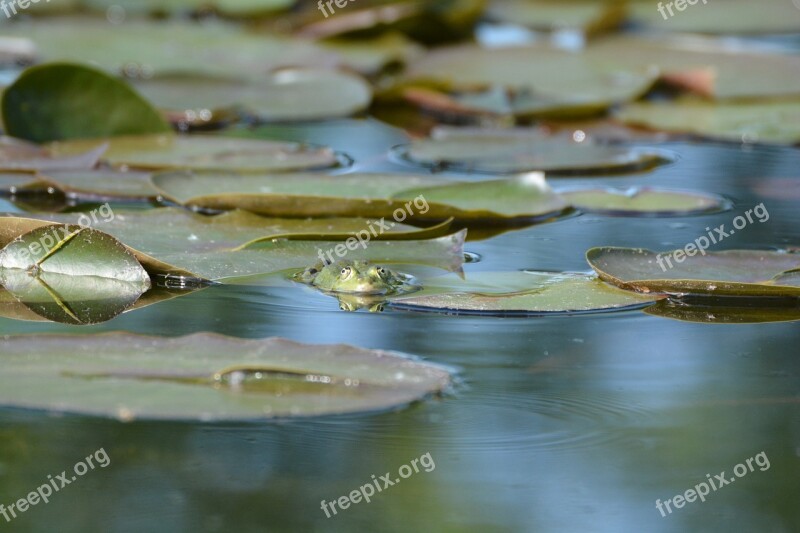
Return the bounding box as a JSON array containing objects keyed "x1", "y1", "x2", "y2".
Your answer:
[{"x1": 295, "y1": 260, "x2": 415, "y2": 296}]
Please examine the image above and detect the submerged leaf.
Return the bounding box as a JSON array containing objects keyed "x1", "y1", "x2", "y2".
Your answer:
[
  {"x1": 0, "y1": 333, "x2": 452, "y2": 420},
  {"x1": 398, "y1": 127, "x2": 671, "y2": 174},
  {"x1": 2, "y1": 63, "x2": 170, "y2": 143},
  {"x1": 49, "y1": 135, "x2": 341, "y2": 172},
  {"x1": 560, "y1": 187, "x2": 728, "y2": 216},
  {"x1": 389, "y1": 271, "x2": 662, "y2": 316},
  {"x1": 586, "y1": 247, "x2": 800, "y2": 298}
]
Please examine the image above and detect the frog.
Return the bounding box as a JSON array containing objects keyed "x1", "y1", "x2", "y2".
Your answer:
[{"x1": 293, "y1": 259, "x2": 418, "y2": 311}]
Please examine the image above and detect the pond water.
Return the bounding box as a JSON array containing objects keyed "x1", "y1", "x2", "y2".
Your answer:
[{"x1": 0, "y1": 121, "x2": 799, "y2": 532}]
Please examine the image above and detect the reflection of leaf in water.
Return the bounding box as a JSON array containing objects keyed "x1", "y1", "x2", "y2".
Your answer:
[
  {"x1": 645, "y1": 297, "x2": 800, "y2": 325},
  {"x1": 0, "y1": 270, "x2": 149, "y2": 325},
  {"x1": 0, "y1": 334, "x2": 453, "y2": 421}
]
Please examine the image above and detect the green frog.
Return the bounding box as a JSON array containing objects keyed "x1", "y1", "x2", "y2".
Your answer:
[{"x1": 293, "y1": 260, "x2": 418, "y2": 311}]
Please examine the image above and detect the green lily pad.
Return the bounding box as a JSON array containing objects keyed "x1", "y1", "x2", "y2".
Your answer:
[
  {"x1": 402, "y1": 42, "x2": 658, "y2": 118},
  {"x1": 644, "y1": 297, "x2": 800, "y2": 325},
  {"x1": 586, "y1": 247, "x2": 800, "y2": 297},
  {"x1": 398, "y1": 127, "x2": 672, "y2": 175},
  {"x1": 0, "y1": 269, "x2": 148, "y2": 325},
  {"x1": 590, "y1": 35, "x2": 800, "y2": 99},
  {"x1": 133, "y1": 69, "x2": 372, "y2": 123},
  {"x1": 0, "y1": 333, "x2": 452, "y2": 420},
  {"x1": 2, "y1": 18, "x2": 371, "y2": 79},
  {"x1": 38, "y1": 169, "x2": 158, "y2": 200},
  {"x1": 487, "y1": 0, "x2": 625, "y2": 34},
  {"x1": 0, "y1": 224, "x2": 151, "y2": 286},
  {"x1": 81, "y1": 0, "x2": 294, "y2": 18},
  {"x1": 630, "y1": 0, "x2": 800, "y2": 35},
  {"x1": 152, "y1": 170, "x2": 569, "y2": 221},
  {"x1": 49, "y1": 135, "x2": 342, "y2": 172},
  {"x1": 4, "y1": 208, "x2": 467, "y2": 282},
  {"x1": 0, "y1": 140, "x2": 107, "y2": 173},
  {"x1": 616, "y1": 98, "x2": 800, "y2": 145},
  {"x1": 0, "y1": 172, "x2": 45, "y2": 194},
  {"x1": 2, "y1": 63, "x2": 171, "y2": 143},
  {"x1": 560, "y1": 187, "x2": 728, "y2": 216},
  {"x1": 389, "y1": 271, "x2": 662, "y2": 316}
]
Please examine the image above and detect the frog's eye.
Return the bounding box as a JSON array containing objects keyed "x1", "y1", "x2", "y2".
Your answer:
[{"x1": 340, "y1": 266, "x2": 353, "y2": 279}]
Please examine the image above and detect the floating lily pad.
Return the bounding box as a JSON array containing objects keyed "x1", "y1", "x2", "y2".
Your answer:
[
  {"x1": 38, "y1": 169, "x2": 158, "y2": 200},
  {"x1": 586, "y1": 247, "x2": 800, "y2": 297},
  {"x1": 49, "y1": 135, "x2": 342, "y2": 172},
  {"x1": 397, "y1": 127, "x2": 672, "y2": 174},
  {"x1": 152, "y1": 170, "x2": 569, "y2": 221},
  {"x1": 0, "y1": 224, "x2": 151, "y2": 286},
  {"x1": 617, "y1": 99, "x2": 800, "y2": 145},
  {"x1": 3, "y1": 209, "x2": 466, "y2": 281},
  {"x1": 0, "y1": 270, "x2": 148, "y2": 325},
  {"x1": 2, "y1": 63, "x2": 171, "y2": 143},
  {"x1": 590, "y1": 35, "x2": 800, "y2": 99},
  {"x1": 560, "y1": 187, "x2": 728, "y2": 216},
  {"x1": 1, "y1": 18, "x2": 371, "y2": 79},
  {"x1": 389, "y1": 271, "x2": 662, "y2": 316},
  {"x1": 81, "y1": 0, "x2": 294, "y2": 18},
  {"x1": 630, "y1": 0, "x2": 800, "y2": 35},
  {"x1": 0, "y1": 172, "x2": 45, "y2": 194},
  {"x1": 644, "y1": 297, "x2": 800, "y2": 325},
  {"x1": 0, "y1": 141, "x2": 107, "y2": 173},
  {"x1": 487, "y1": 0, "x2": 625, "y2": 34},
  {"x1": 403, "y1": 42, "x2": 658, "y2": 118},
  {"x1": 134, "y1": 69, "x2": 373, "y2": 123},
  {"x1": 0, "y1": 333, "x2": 452, "y2": 420}
]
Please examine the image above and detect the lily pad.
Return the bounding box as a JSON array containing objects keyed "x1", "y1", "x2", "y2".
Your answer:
[
  {"x1": 402, "y1": 42, "x2": 658, "y2": 118},
  {"x1": 38, "y1": 169, "x2": 158, "y2": 200},
  {"x1": 1, "y1": 18, "x2": 369, "y2": 79},
  {"x1": 486, "y1": 0, "x2": 626, "y2": 34},
  {"x1": 0, "y1": 141, "x2": 107, "y2": 173},
  {"x1": 3, "y1": 209, "x2": 467, "y2": 282},
  {"x1": 586, "y1": 247, "x2": 800, "y2": 297},
  {"x1": 0, "y1": 172, "x2": 45, "y2": 195},
  {"x1": 560, "y1": 187, "x2": 728, "y2": 216},
  {"x1": 644, "y1": 297, "x2": 800, "y2": 325},
  {"x1": 2, "y1": 63, "x2": 171, "y2": 143},
  {"x1": 630, "y1": 0, "x2": 800, "y2": 35},
  {"x1": 133, "y1": 69, "x2": 373, "y2": 123},
  {"x1": 0, "y1": 270, "x2": 148, "y2": 325},
  {"x1": 389, "y1": 271, "x2": 662, "y2": 316},
  {"x1": 589, "y1": 35, "x2": 800, "y2": 99},
  {"x1": 152, "y1": 170, "x2": 569, "y2": 221},
  {"x1": 397, "y1": 127, "x2": 672, "y2": 175},
  {"x1": 616, "y1": 98, "x2": 800, "y2": 145},
  {"x1": 0, "y1": 333, "x2": 452, "y2": 420},
  {"x1": 81, "y1": 0, "x2": 295, "y2": 18},
  {"x1": 49, "y1": 135, "x2": 342, "y2": 172}
]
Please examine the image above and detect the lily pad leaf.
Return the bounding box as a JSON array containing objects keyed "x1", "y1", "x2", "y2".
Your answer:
[
  {"x1": 49, "y1": 135, "x2": 342, "y2": 172},
  {"x1": 152, "y1": 170, "x2": 569, "y2": 222},
  {"x1": 560, "y1": 187, "x2": 728, "y2": 216},
  {"x1": 81, "y1": 0, "x2": 295, "y2": 18},
  {"x1": 0, "y1": 333, "x2": 452, "y2": 420},
  {"x1": 0, "y1": 172, "x2": 46, "y2": 195},
  {"x1": 2, "y1": 63, "x2": 171, "y2": 143},
  {"x1": 644, "y1": 297, "x2": 800, "y2": 325},
  {"x1": 402, "y1": 42, "x2": 658, "y2": 118},
  {"x1": 134, "y1": 69, "x2": 373, "y2": 123},
  {"x1": 586, "y1": 247, "x2": 800, "y2": 298},
  {"x1": 389, "y1": 271, "x2": 662, "y2": 316},
  {"x1": 0, "y1": 224, "x2": 151, "y2": 287},
  {"x1": 616, "y1": 98, "x2": 800, "y2": 146},
  {"x1": 38, "y1": 168, "x2": 158, "y2": 201},
  {"x1": 0, "y1": 269, "x2": 148, "y2": 325},
  {"x1": 396, "y1": 126, "x2": 672, "y2": 175},
  {"x1": 486, "y1": 0, "x2": 625, "y2": 34}
]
